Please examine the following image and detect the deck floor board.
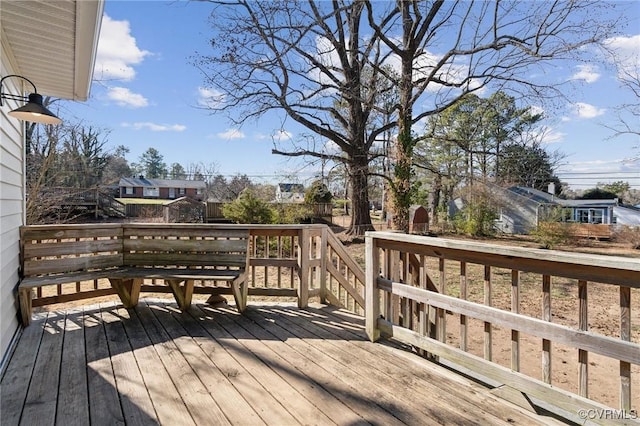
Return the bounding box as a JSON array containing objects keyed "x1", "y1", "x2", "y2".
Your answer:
[
  {"x1": 56, "y1": 310, "x2": 89, "y2": 426},
  {"x1": 1, "y1": 300, "x2": 567, "y2": 426},
  {"x1": 271, "y1": 305, "x2": 545, "y2": 425},
  {"x1": 118, "y1": 305, "x2": 196, "y2": 426},
  {"x1": 173, "y1": 302, "x2": 300, "y2": 425},
  {"x1": 0, "y1": 311, "x2": 47, "y2": 426}
]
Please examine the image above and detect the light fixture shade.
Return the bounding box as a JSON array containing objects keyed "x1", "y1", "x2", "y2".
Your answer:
[{"x1": 8, "y1": 93, "x2": 62, "y2": 125}]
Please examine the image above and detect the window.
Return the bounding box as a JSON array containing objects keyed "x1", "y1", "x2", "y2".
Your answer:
[
  {"x1": 196, "y1": 187, "x2": 203, "y2": 195},
  {"x1": 143, "y1": 187, "x2": 159, "y2": 197},
  {"x1": 169, "y1": 188, "x2": 176, "y2": 198},
  {"x1": 577, "y1": 209, "x2": 590, "y2": 223},
  {"x1": 125, "y1": 187, "x2": 133, "y2": 195},
  {"x1": 576, "y1": 208, "x2": 605, "y2": 224},
  {"x1": 179, "y1": 187, "x2": 185, "y2": 195}
]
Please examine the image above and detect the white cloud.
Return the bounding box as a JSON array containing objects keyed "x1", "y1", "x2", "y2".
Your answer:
[
  {"x1": 573, "y1": 102, "x2": 606, "y2": 119},
  {"x1": 95, "y1": 15, "x2": 151, "y2": 81},
  {"x1": 521, "y1": 125, "x2": 565, "y2": 145},
  {"x1": 604, "y1": 34, "x2": 640, "y2": 80},
  {"x1": 538, "y1": 126, "x2": 565, "y2": 144},
  {"x1": 197, "y1": 87, "x2": 225, "y2": 108},
  {"x1": 570, "y1": 64, "x2": 600, "y2": 83},
  {"x1": 528, "y1": 105, "x2": 545, "y2": 117},
  {"x1": 123, "y1": 122, "x2": 186, "y2": 132},
  {"x1": 217, "y1": 129, "x2": 245, "y2": 140},
  {"x1": 272, "y1": 130, "x2": 292, "y2": 142},
  {"x1": 107, "y1": 87, "x2": 148, "y2": 108}
]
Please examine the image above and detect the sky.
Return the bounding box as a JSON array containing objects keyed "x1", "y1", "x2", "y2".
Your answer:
[{"x1": 60, "y1": 0, "x2": 640, "y2": 190}]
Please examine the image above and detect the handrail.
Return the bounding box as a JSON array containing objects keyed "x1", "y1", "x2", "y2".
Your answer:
[
  {"x1": 365, "y1": 231, "x2": 640, "y2": 424},
  {"x1": 325, "y1": 230, "x2": 365, "y2": 312}
]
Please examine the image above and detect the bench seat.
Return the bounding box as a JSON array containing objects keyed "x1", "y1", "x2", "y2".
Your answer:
[
  {"x1": 19, "y1": 224, "x2": 250, "y2": 326},
  {"x1": 19, "y1": 268, "x2": 122, "y2": 289}
]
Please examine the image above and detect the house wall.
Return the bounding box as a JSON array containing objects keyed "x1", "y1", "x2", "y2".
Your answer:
[
  {"x1": 120, "y1": 186, "x2": 203, "y2": 200},
  {"x1": 159, "y1": 187, "x2": 201, "y2": 200},
  {"x1": 120, "y1": 186, "x2": 144, "y2": 198},
  {"x1": 497, "y1": 196, "x2": 540, "y2": 234},
  {"x1": 0, "y1": 36, "x2": 25, "y2": 366}
]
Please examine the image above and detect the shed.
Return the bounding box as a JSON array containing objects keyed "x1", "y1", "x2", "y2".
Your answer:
[
  {"x1": 409, "y1": 205, "x2": 429, "y2": 234},
  {"x1": 163, "y1": 197, "x2": 205, "y2": 223}
]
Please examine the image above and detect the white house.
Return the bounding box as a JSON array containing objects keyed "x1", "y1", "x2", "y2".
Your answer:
[
  {"x1": 275, "y1": 183, "x2": 305, "y2": 203},
  {"x1": 450, "y1": 185, "x2": 640, "y2": 235},
  {"x1": 0, "y1": 1, "x2": 103, "y2": 368}
]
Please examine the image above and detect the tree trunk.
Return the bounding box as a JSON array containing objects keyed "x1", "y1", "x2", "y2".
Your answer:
[
  {"x1": 388, "y1": 1, "x2": 417, "y2": 234},
  {"x1": 430, "y1": 174, "x2": 442, "y2": 226},
  {"x1": 390, "y1": 128, "x2": 412, "y2": 232},
  {"x1": 346, "y1": 156, "x2": 373, "y2": 236}
]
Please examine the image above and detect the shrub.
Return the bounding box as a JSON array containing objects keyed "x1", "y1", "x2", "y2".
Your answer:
[
  {"x1": 530, "y1": 221, "x2": 574, "y2": 249},
  {"x1": 274, "y1": 203, "x2": 313, "y2": 224},
  {"x1": 530, "y1": 207, "x2": 575, "y2": 249},
  {"x1": 223, "y1": 189, "x2": 275, "y2": 224},
  {"x1": 612, "y1": 225, "x2": 640, "y2": 249},
  {"x1": 452, "y1": 201, "x2": 497, "y2": 237},
  {"x1": 450, "y1": 183, "x2": 501, "y2": 237},
  {"x1": 305, "y1": 180, "x2": 333, "y2": 204}
]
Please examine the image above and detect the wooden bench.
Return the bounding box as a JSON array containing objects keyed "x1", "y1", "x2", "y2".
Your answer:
[{"x1": 19, "y1": 224, "x2": 250, "y2": 326}]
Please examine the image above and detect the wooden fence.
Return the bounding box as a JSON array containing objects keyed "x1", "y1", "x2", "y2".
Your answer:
[{"x1": 365, "y1": 231, "x2": 639, "y2": 424}]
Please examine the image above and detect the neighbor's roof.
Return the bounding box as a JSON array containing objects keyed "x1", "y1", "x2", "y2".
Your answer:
[
  {"x1": 119, "y1": 177, "x2": 207, "y2": 189},
  {"x1": 507, "y1": 187, "x2": 618, "y2": 208},
  {"x1": 1, "y1": 0, "x2": 104, "y2": 101},
  {"x1": 614, "y1": 205, "x2": 640, "y2": 226},
  {"x1": 278, "y1": 183, "x2": 305, "y2": 192}
]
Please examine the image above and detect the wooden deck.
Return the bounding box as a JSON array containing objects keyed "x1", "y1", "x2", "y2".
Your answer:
[{"x1": 1, "y1": 300, "x2": 566, "y2": 426}]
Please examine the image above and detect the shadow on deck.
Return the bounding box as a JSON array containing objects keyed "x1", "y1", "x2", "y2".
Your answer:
[{"x1": 1, "y1": 300, "x2": 567, "y2": 425}]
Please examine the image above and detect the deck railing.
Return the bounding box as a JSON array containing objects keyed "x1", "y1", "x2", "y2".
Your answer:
[
  {"x1": 20, "y1": 223, "x2": 364, "y2": 314},
  {"x1": 365, "y1": 231, "x2": 639, "y2": 424}
]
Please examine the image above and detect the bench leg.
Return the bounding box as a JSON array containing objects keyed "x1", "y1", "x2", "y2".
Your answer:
[
  {"x1": 231, "y1": 274, "x2": 248, "y2": 312},
  {"x1": 166, "y1": 279, "x2": 194, "y2": 311},
  {"x1": 19, "y1": 287, "x2": 33, "y2": 326},
  {"x1": 110, "y1": 278, "x2": 142, "y2": 308}
]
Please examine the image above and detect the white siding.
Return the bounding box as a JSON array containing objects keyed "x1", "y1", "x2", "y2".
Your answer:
[{"x1": 0, "y1": 36, "x2": 25, "y2": 365}]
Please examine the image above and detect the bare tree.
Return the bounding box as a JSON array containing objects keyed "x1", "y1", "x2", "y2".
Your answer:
[
  {"x1": 602, "y1": 35, "x2": 640, "y2": 160},
  {"x1": 197, "y1": 0, "x2": 620, "y2": 234},
  {"x1": 366, "y1": 0, "x2": 620, "y2": 231},
  {"x1": 195, "y1": 1, "x2": 395, "y2": 235}
]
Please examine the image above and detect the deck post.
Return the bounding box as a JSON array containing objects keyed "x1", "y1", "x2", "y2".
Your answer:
[
  {"x1": 297, "y1": 227, "x2": 310, "y2": 308},
  {"x1": 365, "y1": 234, "x2": 380, "y2": 342}
]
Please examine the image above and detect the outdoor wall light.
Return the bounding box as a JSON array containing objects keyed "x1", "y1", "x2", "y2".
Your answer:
[{"x1": 0, "y1": 74, "x2": 62, "y2": 125}]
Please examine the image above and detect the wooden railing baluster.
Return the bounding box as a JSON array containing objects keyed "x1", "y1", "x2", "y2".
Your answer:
[
  {"x1": 542, "y1": 274, "x2": 552, "y2": 384},
  {"x1": 620, "y1": 285, "x2": 631, "y2": 410},
  {"x1": 511, "y1": 270, "x2": 520, "y2": 372},
  {"x1": 460, "y1": 262, "x2": 468, "y2": 352},
  {"x1": 484, "y1": 265, "x2": 492, "y2": 361},
  {"x1": 578, "y1": 279, "x2": 588, "y2": 398},
  {"x1": 438, "y1": 258, "x2": 446, "y2": 343}
]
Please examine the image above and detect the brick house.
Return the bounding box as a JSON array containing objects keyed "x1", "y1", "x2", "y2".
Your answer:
[{"x1": 119, "y1": 177, "x2": 206, "y2": 201}]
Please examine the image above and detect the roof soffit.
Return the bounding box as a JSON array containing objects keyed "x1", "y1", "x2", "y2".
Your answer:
[{"x1": 1, "y1": 0, "x2": 104, "y2": 101}]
